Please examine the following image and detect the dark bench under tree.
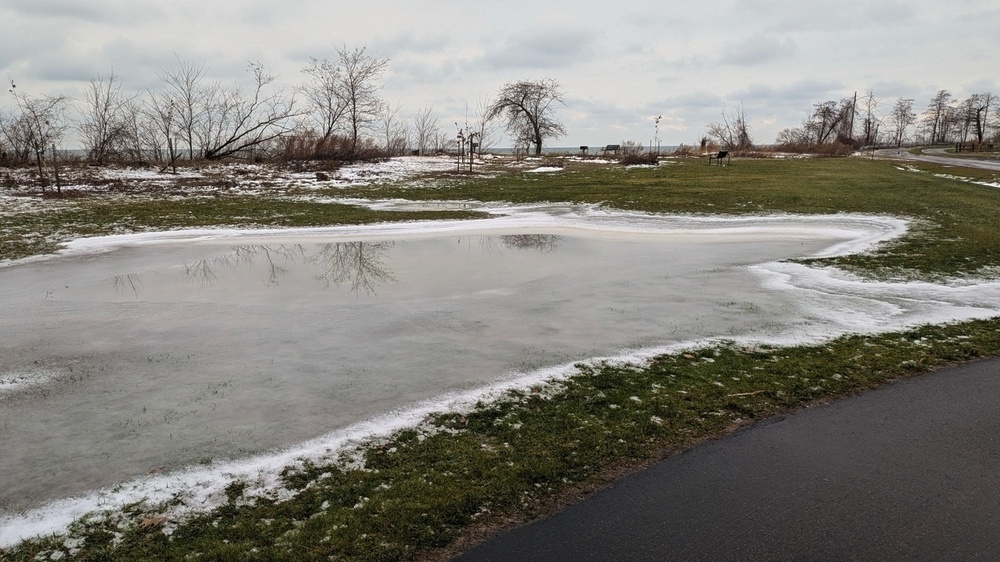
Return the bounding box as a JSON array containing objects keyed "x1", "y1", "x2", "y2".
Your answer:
[{"x1": 709, "y1": 150, "x2": 730, "y2": 165}]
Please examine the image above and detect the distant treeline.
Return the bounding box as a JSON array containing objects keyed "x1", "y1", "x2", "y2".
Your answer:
[{"x1": 704, "y1": 90, "x2": 998, "y2": 154}]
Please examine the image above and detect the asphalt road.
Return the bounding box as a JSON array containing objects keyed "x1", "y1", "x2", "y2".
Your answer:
[
  {"x1": 456, "y1": 358, "x2": 1000, "y2": 561},
  {"x1": 875, "y1": 147, "x2": 1000, "y2": 172}
]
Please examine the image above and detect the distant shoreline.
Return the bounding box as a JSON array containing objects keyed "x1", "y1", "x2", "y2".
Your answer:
[
  {"x1": 50, "y1": 146, "x2": 684, "y2": 159},
  {"x1": 488, "y1": 145, "x2": 680, "y2": 155}
]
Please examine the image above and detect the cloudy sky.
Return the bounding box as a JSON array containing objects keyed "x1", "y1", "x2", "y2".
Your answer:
[{"x1": 2, "y1": 0, "x2": 997, "y2": 149}]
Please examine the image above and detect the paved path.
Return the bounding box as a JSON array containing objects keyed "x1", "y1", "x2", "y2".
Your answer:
[
  {"x1": 456, "y1": 359, "x2": 1000, "y2": 561},
  {"x1": 876, "y1": 147, "x2": 1000, "y2": 172}
]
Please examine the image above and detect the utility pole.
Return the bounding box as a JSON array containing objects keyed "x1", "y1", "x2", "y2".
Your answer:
[{"x1": 848, "y1": 91, "x2": 857, "y2": 145}]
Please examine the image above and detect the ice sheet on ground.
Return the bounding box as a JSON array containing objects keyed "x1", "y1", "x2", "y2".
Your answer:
[{"x1": 3, "y1": 205, "x2": 1000, "y2": 546}]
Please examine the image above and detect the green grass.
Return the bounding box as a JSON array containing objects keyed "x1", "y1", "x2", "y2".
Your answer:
[{"x1": 4, "y1": 155, "x2": 1000, "y2": 560}]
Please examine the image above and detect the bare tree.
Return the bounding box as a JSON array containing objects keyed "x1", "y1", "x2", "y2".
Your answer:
[
  {"x1": 198, "y1": 62, "x2": 299, "y2": 160},
  {"x1": 859, "y1": 90, "x2": 882, "y2": 147},
  {"x1": 939, "y1": 104, "x2": 962, "y2": 143},
  {"x1": 923, "y1": 90, "x2": 952, "y2": 144},
  {"x1": 487, "y1": 78, "x2": 566, "y2": 156},
  {"x1": 994, "y1": 104, "x2": 1000, "y2": 143},
  {"x1": 375, "y1": 100, "x2": 407, "y2": 155},
  {"x1": 117, "y1": 98, "x2": 154, "y2": 164},
  {"x1": 472, "y1": 96, "x2": 500, "y2": 152},
  {"x1": 298, "y1": 57, "x2": 349, "y2": 142},
  {"x1": 8, "y1": 81, "x2": 69, "y2": 190},
  {"x1": 434, "y1": 129, "x2": 456, "y2": 153},
  {"x1": 157, "y1": 56, "x2": 210, "y2": 159},
  {"x1": 336, "y1": 46, "x2": 389, "y2": 157},
  {"x1": 806, "y1": 98, "x2": 855, "y2": 146},
  {"x1": 966, "y1": 92, "x2": 994, "y2": 144},
  {"x1": 836, "y1": 96, "x2": 857, "y2": 145},
  {"x1": 144, "y1": 88, "x2": 183, "y2": 170},
  {"x1": 955, "y1": 96, "x2": 977, "y2": 143},
  {"x1": 706, "y1": 102, "x2": 753, "y2": 150},
  {"x1": 79, "y1": 70, "x2": 136, "y2": 164},
  {"x1": 412, "y1": 105, "x2": 439, "y2": 156},
  {"x1": 775, "y1": 126, "x2": 809, "y2": 147},
  {"x1": 804, "y1": 101, "x2": 836, "y2": 145},
  {"x1": 773, "y1": 93, "x2": 882, "y2": 151},
  {"x1": 0, "y1": 108, "x2": 33, "y2": 163},
  {"x1": 887, "y1": 97, "x2": 916, "y2": 147}
]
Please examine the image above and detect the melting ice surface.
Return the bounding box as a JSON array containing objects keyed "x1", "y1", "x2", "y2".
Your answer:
[{"x1": 3, "y1": 204, "x2": 1000, "y2": 545}]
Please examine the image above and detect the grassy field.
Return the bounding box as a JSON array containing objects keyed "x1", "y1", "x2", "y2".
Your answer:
[{"x1": 4, "y1": 155, "x2": 1000, "y2": 561}]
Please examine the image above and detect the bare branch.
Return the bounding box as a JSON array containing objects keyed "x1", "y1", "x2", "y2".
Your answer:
[{"x1": 200, "y1": 62, "x2": 300, "y2": 160}]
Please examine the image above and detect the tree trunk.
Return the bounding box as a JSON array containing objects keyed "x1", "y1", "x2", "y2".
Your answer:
[
  {"x1": 52, "y1": 143, "x2": 61, "y2": 194},
  {"x1": 34, "y1": 148, "x2": 47, "y2": 192}
]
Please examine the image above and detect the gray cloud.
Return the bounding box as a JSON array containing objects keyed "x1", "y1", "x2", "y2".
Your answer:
[
  {"x1": 667, "y1": 91, "x2": 728, "y2": 110},
  {"x1": 4, "y1": 0, "x2": 162, "y2": 23},
  {"x1": 0, "y1": 0, "x2": 995, "y2": 148},
  {"x1": 734, "y1": 78, "x2": 845, "y2": 106},
  {"x1": 373, "y1": 33, "x2": 453, "y2": 57},
  {"x1": 723, "y1": 34, "x2": 798, "y2": 66},
  {"x1": 477, "y1": 27, "x2": 598, "y2": 71},
  {"x1": 5, "y1": 0, "x2": 109, "y2": 21}
]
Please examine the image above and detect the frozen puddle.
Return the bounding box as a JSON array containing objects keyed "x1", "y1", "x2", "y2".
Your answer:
[{"x1": 3, "y1": 205, "x2": 1000, "y2": 544}]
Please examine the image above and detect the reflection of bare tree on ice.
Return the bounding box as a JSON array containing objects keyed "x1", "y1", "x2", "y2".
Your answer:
[
  {"x1": 456, "y1": 234, "x2": 561, "y2": 255},
  {"x1": 184, "y1": 245, "x2": 305, "y2": 290},
  {"x1": 120, "y1": 236, "x2": 558, "y2": 299},
  {"x1": 244, "y1": 245, "x2": 305, "y2": 287},
  {"x1": 500, "y1": 234, "x2": 560, "y2": 253},
  {"x1": 184, "y1": 260, "x2": 220, "y2": 291},
  {"x1": 111, "y1": 272, "x2": 159, "y2": 298},
  {"x1": 457, "y1": 236, "x2": 503, "y2": 255},
  {"x1": 179, "y1": 243, "x2": 393, "y2": 295},
  {"x1": 311, "y1": 241, "x2": 396, "y2": 295}
]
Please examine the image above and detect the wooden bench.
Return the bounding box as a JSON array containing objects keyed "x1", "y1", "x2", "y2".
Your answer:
[
  {"x1": 602, "y1": 144, "x2": 620, "y2": 156},
  {"x1": 709, "y1": 150, "x2": 730, "y2": 166}
]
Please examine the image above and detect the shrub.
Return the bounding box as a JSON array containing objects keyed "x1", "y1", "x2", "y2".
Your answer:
[
  {"x1": 615, "y1": 140, "x2": 658, "y2": 165},
  {"x1": 620, "y1": 151, "x2": 659, "y2": 166},
  {"x1": 279, "y1": 131, "x2": 387, "y2": 162},
  {"x1": 771, "y1": 139, "x2": 855, "y2": 156}
]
